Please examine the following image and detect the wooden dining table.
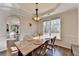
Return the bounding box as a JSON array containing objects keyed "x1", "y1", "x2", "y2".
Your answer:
[{"x1": 15, "y1": 35, "x2": 56, "y2": 56}]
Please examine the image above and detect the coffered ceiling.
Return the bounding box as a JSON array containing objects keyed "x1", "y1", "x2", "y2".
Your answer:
[
  {"x1": 18, "y1": 3, "x2": 58, "y2": 14},
  {"x1": 0, "y1": 3, "x2": 78, "y2": 18}
]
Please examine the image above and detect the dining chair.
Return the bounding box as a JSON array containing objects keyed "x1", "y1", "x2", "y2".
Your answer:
[
  {"x1": 51, "y1": 36, "x2": 56, "y2": 48},
  {"x1": 47, "y1": 36, "x2": 56, "y2": 49},
  {"x1": 39, "y1": 40, "x2": 49, "y2": 56},
  {"x1": 50, "y1": 36, "x2": 56, "y2": 55},
  {"x1": 32, "y1": 40, "x2": 49, "y2": 56},
  {"x1": 7, "y1": 39, "x2": 18, "y2": 56}
]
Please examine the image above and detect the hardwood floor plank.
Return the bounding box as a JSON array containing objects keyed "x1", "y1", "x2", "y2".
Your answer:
[{"x1": 0, "y1": 45, "x2": 72, "y2": 56}]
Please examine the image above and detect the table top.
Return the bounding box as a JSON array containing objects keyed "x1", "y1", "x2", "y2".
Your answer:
[
  {"x1": 15, "y1": 35, "x2": 56, "y2": 56},
  {"x1": 33, "y1": 34, "x2": 56, "y2": 40},
  {"x1": 15, "y1": 39, "x2": 44, "y2": 56}
]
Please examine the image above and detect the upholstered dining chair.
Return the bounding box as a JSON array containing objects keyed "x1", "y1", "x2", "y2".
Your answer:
[
  {"x1": 51, "y1": 36, "x2": 56, "y2": 49},
  {"x1": 32, "y1": 40, "x2": 49, "y2": 56},
  {"x1": 47, "y1": 36, "x2": 56, "y2": 49},
  {"x1": 39, "y1": 40, "x2": 49, "y2": 56},
  {"x1": 50, "y1": 36, "x2": 56, "y2": 55},
  {"x1": 7, "y1": 39, "x2": 18, "y2": 56}
]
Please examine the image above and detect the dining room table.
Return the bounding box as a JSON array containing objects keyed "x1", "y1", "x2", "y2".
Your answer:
[{"x1": 15, "y1": 34, "x2": 56, "y2": 56}]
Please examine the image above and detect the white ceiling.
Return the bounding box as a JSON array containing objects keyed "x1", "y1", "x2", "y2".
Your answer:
[
  {"x1": 18, "y1": 3, "x2": 58, "y2": 14},
  {"x1": 0, "y1": 3, "x2": 78, "y2": 18}
]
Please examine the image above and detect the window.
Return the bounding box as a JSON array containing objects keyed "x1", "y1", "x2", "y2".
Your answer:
[
  {"x1": 43, "y1": 21, "x2": 51, "y2": 35},
  {"x1": 43, "y1": 17, "x2": 61, "y2": 40}
]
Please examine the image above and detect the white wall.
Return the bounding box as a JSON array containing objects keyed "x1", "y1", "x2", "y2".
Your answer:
[
  {"x1": 0, "y1": 11, "x2": 8, "y2": 51},
  {"x1": 39, "y1": 9, "x2": 78, "y2": 49},
  {"x1": 76, "y1": 4, "x2": 79, "y2": 45},
  {"x1": 0, "y1": 10, "x2": 37, "y2": 51},
  {"x1": 55, "y1": 9, "x2": 78, "y2": 48},
  {"x1": 20, "y1": 16, "x2": 37, "y2": 40}
]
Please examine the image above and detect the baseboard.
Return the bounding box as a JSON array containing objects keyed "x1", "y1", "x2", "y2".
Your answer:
[
  {"x1": 0, "y1": 49, "x2": 7, "y2": 52},
  {"x1": 55, "y1": 44, "x2": 71, "y2": 50}
]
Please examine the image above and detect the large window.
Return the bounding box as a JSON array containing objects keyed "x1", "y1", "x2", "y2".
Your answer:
[{"x1": 43, "y1": 17, "x2": 61, "y2": 40}]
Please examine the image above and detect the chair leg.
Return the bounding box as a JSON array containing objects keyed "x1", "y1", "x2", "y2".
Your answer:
[
  {"x1": 52, "y1": 45, "x2": 55, "y2": 55},
  {"x1": 52, "y1": 48, "x2": 55, "y2": 55},
  {"x1": 47, "y1": 45, "x2": 52, "y2": 49}
]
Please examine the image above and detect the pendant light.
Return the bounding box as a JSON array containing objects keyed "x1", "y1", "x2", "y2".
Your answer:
[{"x1": 32, "y1": 3, "x2": 41, "y2": 22}]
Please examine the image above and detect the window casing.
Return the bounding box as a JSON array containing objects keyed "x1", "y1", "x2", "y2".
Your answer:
[{"x1": 43, "y1": 17, "x2": 61, "y2": 40}]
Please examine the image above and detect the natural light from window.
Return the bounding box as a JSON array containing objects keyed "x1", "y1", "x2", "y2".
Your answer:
[{"x1": 43, "y1": 17, "x2": 61, "y2": 40}]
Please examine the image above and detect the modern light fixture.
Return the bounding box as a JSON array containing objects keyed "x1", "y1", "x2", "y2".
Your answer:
[{"x1": 32, "y1": 3, "x2": 41, "y2": 22}]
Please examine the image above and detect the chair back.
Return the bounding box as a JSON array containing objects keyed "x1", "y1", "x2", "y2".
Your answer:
[
  {"x1": 7, "y1": 40, "x2": 15, "y2": 49},
  {"x1": 7, "y1": 39, "x2": 18, "y2": 56},
  {"x1": 31, "y1": 40, "x2": 49, "y2": 56},
  {"x1": 39, "y1": 40, "x2": 49, "y2": 55},
  {"x1": 51, "y1": 36, "x2": 56, "y2": 46}
]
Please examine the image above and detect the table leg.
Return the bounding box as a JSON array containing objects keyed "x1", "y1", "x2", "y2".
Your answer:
[{"x1": 18, "y1": 50, "x2": 23, "y2": 56}]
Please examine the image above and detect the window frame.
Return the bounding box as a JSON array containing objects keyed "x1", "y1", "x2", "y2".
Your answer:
[{"x1": 43, "y1": 17, "x2": 61, "y2": 40}]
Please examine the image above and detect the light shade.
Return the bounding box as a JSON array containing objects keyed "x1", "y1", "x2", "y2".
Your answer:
[{"x1": 32, "y1": 16, "x2": 41, "y2": 22}]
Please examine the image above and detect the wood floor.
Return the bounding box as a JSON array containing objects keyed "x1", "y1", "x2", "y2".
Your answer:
[
  {"x1": 46, "y1": 45, "x2": 72, "y2": 56},
  {"x1": 0, "y1": 45, "x2": 72, "y2": 56}
]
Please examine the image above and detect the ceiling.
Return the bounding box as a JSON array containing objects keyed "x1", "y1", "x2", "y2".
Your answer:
[
  {"x1": 0, "y1": 3, "x2": 78, "y2": 18},
  {"x1": 18, "y1": 3, "x2": 58, "y2": 14}
]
